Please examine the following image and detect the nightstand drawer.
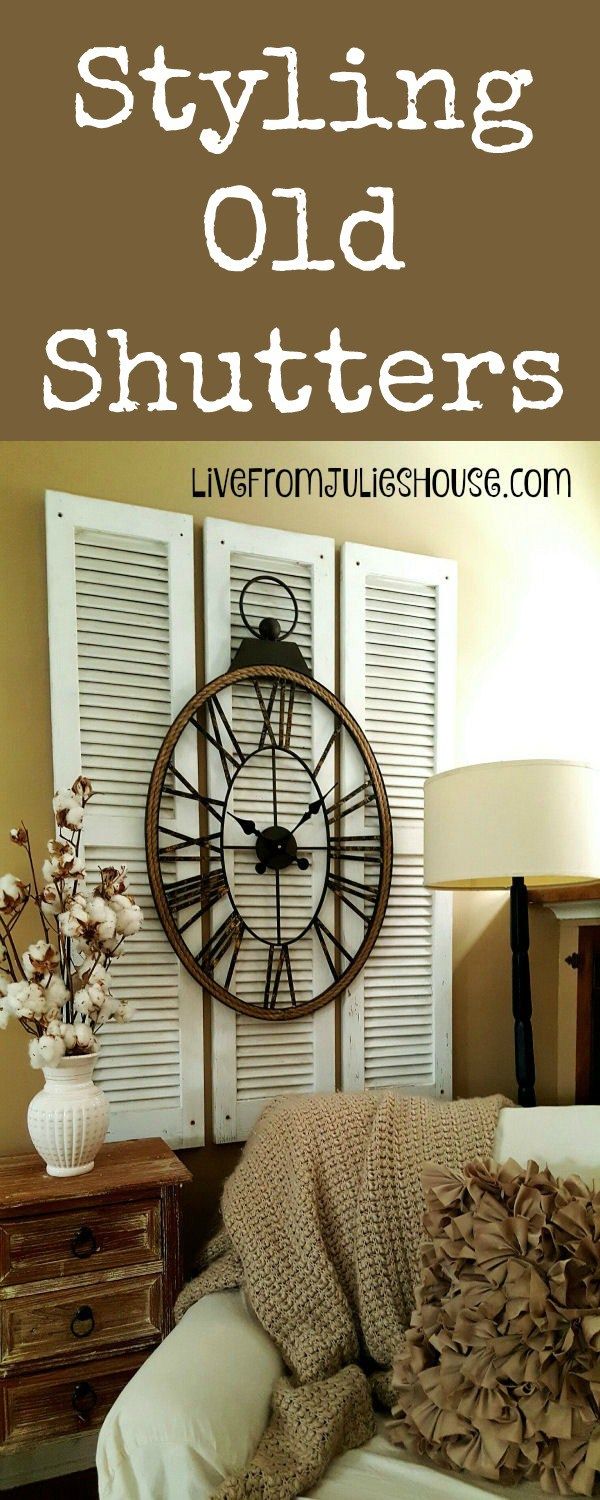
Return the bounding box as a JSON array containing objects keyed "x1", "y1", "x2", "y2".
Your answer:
[
  {"x1": 0, "y1": 1351, "x2": 149, "y2": 1446},
  {"x1": 1, "y1": 1272, "x2": 162, "y2": 1367},
  {"x1": 0, "y1": 1199, "x2": 161, "y2": 1285}
]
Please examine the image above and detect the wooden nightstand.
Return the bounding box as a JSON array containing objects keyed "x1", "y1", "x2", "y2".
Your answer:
[{"x1": 0, "y1": 1139, "x2": 191, "y2": 1459}]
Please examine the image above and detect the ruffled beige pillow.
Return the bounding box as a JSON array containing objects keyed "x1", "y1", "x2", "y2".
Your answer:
[{"x1": 390, "y1": 1159, "x2": 600, "y2": 1496}]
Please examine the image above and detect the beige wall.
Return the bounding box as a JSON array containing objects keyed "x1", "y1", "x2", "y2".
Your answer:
[{"x1": 1, "y1": 440, "x2": 599, "y2": 1153}]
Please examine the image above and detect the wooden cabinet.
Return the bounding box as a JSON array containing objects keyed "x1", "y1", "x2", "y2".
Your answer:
[
  {"x1": 0, "y1": 1139, "x2": 191, "y2": 1451},
  {"x1": 575, "y1": 926, "x2": 600, "y2": 1103}
]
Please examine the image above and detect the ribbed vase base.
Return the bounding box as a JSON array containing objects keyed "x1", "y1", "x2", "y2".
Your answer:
[
  {"x1": 46, "y1": 1160, "x2": 95, "y2": 1177},
  {"x1": 28, "y1": 1054, "x2": 109, "y2": 1178}
]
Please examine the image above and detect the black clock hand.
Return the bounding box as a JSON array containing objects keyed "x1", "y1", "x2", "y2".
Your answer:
[
  {"x1": 271, "y1": 746, "x2": 278, "y2": 827},
  {"x1": 226, "y1": 811, "x2": 256, "y2": 836},
  {"x1": 290, "y1": 782, "x2": 338, "y2": 836},
  {"x1": 275, "y1": 870, "x2": 281, "y2": 943}
]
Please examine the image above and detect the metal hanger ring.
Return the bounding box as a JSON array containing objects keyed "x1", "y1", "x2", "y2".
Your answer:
[{"x1": 239, "y1": 574, "x2": 299, "y2": 641}]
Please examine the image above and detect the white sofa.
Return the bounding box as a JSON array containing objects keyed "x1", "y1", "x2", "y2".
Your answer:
[{"x1": 97, "y1": 1106, "x2": 600, "y2": 1500}]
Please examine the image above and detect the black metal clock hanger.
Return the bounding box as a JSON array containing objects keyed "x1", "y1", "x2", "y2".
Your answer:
[{"x1": 234, "y1": 574, "x2": 310, "y2": 675}]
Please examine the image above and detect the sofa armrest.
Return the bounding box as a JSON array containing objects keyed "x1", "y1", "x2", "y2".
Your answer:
[{"x1": 97, "y1": 1289, "x2": 284, "y2": 1500}]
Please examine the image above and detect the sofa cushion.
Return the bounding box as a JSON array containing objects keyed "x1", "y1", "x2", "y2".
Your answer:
[
  {"x1": 493, "y1": 1106, "x2": 600, "y2": 1184},
  {"x1": 391, "y1": 1159, "x2": 600, "y2": 1496},
  {"x1": 96, "y1": 1290, "x2": 284, "y2": 1499}
]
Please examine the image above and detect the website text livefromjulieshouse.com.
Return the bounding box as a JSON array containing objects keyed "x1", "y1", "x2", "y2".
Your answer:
[{"x1": 191, "y1": 461, "x2": 573, "y2": 502}]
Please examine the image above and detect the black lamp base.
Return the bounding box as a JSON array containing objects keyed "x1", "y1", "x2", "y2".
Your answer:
[{"x1": 510, "y1": 876, "x2": 536, "y2": 1107}]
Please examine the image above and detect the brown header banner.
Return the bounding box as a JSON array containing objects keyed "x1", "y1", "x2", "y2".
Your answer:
[{"x1": 2, "y1": 1, "x2": 598, "y2": 438}]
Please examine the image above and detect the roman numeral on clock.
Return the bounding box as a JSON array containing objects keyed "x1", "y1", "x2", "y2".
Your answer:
[
  {"x1": 197, "y1": 913, "x2": 244, "y2": 978},
  {"x1": 325, "y1": 782, "x2": 376, "y2": 825},
  {"x1": 191, "y1": 708, "x2": 245, "y2": 788},
  {"x1": 254, "y1": 680, "x2": 295, "y2": 751},
  {"x1": 158, "y1": 823, "x2": 222, "y2": 859},
  {"x1": 166, "y1": 765, "x2": 227, "y2": 820},
  {"x1": 326, "y1": 872, "x2": 378, "y2": 924},
  {"x1": 313, "y1": 918, "x2": 353, "y2": 982},
  {"x1": 329, "y1": 834, "x2": 382, "y2": 865},
  {"x1": 164, "y1": 868, "x2": 229, "y2": 933},
  {"x1": 263, "y1": 943, "x2": 296, "y2": 1008},
  {"x1": 313, "y1": 723, "x2": 342, "y2": 779}
]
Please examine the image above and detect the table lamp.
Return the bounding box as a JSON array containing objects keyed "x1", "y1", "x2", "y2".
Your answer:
[{"x1": 424, "y1": 760, "x2": 600, "y2": 1106}]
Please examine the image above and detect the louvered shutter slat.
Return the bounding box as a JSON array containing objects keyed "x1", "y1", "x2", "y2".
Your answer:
[
  {"x1": 341, "y1": 544, "x2": 455, "y2": 1099},
  {"x1": 204, "y1": 519, "x2": 336, "y2": 1143},
  {"x1": 45, "y1": 492, "x2": 203, "y2": 1147}
]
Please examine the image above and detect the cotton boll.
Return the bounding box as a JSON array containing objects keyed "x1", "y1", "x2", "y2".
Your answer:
[
  {"x1": 77, "y1": 985, "x2": 107, "y2": 1022},
  {"x1": 99, "y1": 993, "x2": 120, "y2": 1021},
  {"x1": 71, "y1": 775, "x2": 93, "y2": 805},
  {"x1": 114, "y1": 999, "x2": 135, "y2": 1024},
  {"x1": 86, "y1": 897, "x2": 117, "y2": 943},
  {"x1": 58, "y1": 893, "x2": 88, "y2": 939},
  {"x1": 28, "y1": 985, "x2": 48, "y2": 1019},
  {"x1": 0, "y1": 873, "x2": 27, "y2": 912},
  {"x1": 0, "y1": 979, "x2": 9, "y2": 1029},
  {"x1": 41, "y1": 884, "x2": 62, "y2": 917},
  {"x1": 42, "y1": 840, "x2": 85, "y2": 884},
  {"x1": 81, "y1": 958, "x2": 110, "y2": 985},
  {"x1": 23, "y1": 940, "x2": 60, "y2": 979},
  {"x1": 45, "y1": 975, "x2": 69, "y2": 1010},
  {"x1": 58, "y1": 910, "x2": 82, "y2": 939},
  {"x1": 97, "y1": 863, "x2": 128, "y2": 897},
  {"x1": 53, "y1": 788, "x2": 77, "y2": 815},
  {"x1": 36, "y1": 1033, "x2": 66, "y2": 1066},
  {"x1": 53, "y1": 788, "x2": 85, "y2": 830},
  {"x1": 30, "y1": 1033, "x2": 66, "y2": 1067},
  {"x1": 98, "y1": 936, "x2": 121, "y2": 957},
  {"x1": 65, "y1": 804, "x2": 84, "y2": 830},
  {"x1": 60, "y1": 1023, "x2": 77, "y2": 1051},
  {"x1": 76, "y1": 988, "x2": 95, "y2": 1020},
  {"x1": 110, "y1": 894, "x2": 143, "y2": 936},
  {"x1": 79, "y1": 966, "x2": 112, "y2": 1011},
  {"x1": 5, "y1": 981, "x2": 32, "y2": 1017},
  {"x1": 75, "y1": 1022, "x2": 94, "y2": 1050},
  {"x1": 6, "y1": 980, "x2": 49, "y2": 1020}
]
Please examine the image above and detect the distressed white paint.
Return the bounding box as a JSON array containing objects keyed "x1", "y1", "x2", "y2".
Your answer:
[
  {"x1": 203, "y1": 518, "x2": 336, "y2": 1143},
  {"x1": 45, "y1": 491, "x2": 203, "y2": 1147},
  {"x1": 340, "y1": 542, "x2": 456, "y2": 1099}
]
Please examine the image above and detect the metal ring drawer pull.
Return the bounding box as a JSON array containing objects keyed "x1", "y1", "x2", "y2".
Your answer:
[
  {"x1": 72, "y1": 1380, "x2": 97, "y2": 1422},
  {"x1": 70, "y1": 1304, "x2": 95, "y2": 1338},
  {"x1": 71, "y1": 1225, "x2": 97, "y2": 1259}
]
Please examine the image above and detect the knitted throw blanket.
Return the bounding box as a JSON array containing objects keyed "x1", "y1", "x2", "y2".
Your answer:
[{"x1": 176, "y1": 1090, "x2": 509, "y2": 1500}]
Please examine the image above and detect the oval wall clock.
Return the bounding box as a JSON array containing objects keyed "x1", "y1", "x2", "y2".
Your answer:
[{"x1": 146, "y1": 576, "x2": 392, "y2": 1020}]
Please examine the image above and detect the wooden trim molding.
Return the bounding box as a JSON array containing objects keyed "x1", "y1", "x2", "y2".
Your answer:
[{"x1": 529, "y1": 882, "x2": 600, "y2": 906}]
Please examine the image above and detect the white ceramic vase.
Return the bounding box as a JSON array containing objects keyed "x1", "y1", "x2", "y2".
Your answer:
[{"x1": 27, "y1": 1052, "x2": 108, "y2": 1177}]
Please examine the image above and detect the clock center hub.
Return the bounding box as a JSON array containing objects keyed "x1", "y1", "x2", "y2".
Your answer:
[{"x1": 255, "y1": 825, "x2": 298, "y2": 871}]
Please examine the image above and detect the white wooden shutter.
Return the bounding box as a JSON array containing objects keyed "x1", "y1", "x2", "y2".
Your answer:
[
  {"x1": 203, "y1": 518, "x2": 336, "y2": 1142},
  {"x1": 341, "y1": 543, "x2": 456, "y2": 1097},
  {"x1": 45, "y1": 490, "x2": 203, "y2": 1147}
]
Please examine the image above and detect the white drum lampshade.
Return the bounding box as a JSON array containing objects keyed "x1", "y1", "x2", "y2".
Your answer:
[
  {"x1": 423, "y1": 760, "x2": 600, "y2": 1107},
  {"x1": 424, "y1": 760, "x2": 600, "y2": 891}
]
